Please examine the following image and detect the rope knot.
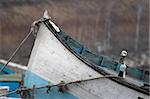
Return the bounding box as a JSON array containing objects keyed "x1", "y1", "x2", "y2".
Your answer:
[
  {"x1": 46, "y1": 86, "x2": 51, "y2": 94},
  {"x1": 58, "y1": 81, "x2": 68, "y2": 93}
]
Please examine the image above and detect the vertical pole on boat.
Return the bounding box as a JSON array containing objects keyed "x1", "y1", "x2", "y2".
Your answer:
[
  {"x1": 118, "y1": 50, "x2": 127, "y2": 78},
  {"x1": 31, "y1": 85, "x2": 36, "y2": 99}
]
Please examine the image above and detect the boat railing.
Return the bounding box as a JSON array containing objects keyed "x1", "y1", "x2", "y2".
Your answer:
[{"x1": 55, "y1": 28, "x2": 150, "y2": 86}]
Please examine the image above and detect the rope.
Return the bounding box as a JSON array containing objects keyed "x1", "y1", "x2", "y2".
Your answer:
[
  {"x1": 0, "y1": 75, "x2": 120, "y2": 97},
  {"x1": 0, "y1": 19, "x2": 44, "y2": 73},
  {"x1": 0, "y1": 31, "x2": 32, "y2": 73},
  {"x1": 0, "y1": 89, "x2": 18, "y2": 97}
]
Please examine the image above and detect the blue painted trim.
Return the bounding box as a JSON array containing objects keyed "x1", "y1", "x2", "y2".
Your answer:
[{"x1": 116, "y1": 63, "x2": 121, "y2": 73}]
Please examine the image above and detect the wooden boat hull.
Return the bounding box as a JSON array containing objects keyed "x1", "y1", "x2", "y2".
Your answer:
[{"x1": 24, "y1": 15, "x2": 149, "y2": 99}]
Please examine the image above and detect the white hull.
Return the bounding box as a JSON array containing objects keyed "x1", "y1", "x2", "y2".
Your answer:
[{"x1": 24, "y1": 16, "x2": 149, "y2": 99}]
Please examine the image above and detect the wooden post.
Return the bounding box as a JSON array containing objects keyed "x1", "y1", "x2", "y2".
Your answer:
[{"x1": 31, "y1": 85, "x2": 36, "y2": 99}]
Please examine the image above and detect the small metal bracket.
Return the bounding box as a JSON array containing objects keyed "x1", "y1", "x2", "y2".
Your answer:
[{"x1": 58, "y1": 81, "x2": 68, "y2": 93}]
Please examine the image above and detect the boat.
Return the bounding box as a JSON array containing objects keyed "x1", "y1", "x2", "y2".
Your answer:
[
  {"x1": 0, "y1": 11, "x2": 149, "y2": 99},
  {"x1": 0, "y1": 60, "x2": 23, "y2": 98}
]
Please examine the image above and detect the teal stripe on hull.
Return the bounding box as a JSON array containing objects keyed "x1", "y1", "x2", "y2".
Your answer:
[{"x1": 24, "y1": 71, "x2": 78, "y2": 99}]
